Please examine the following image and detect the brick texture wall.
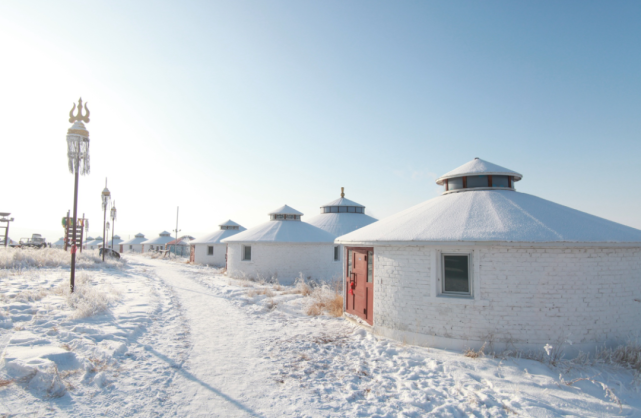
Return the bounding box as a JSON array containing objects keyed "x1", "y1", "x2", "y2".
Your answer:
[
  {"x1": 193, "y1": 243, "x2": 227, "y2": 266},
  {"x1": 227, "y1": 243, "x2": 342, "y2": 285},
  {"x1": 372, "y1": 245, "x2": 641, "y2": 347}
]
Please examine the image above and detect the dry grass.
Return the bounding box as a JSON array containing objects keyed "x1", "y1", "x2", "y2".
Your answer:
[
  {"x1": 0, "y1": 378, "x2": 13, "y2": 388},
  {"x1": 305, "y1": 286, "x2": 343, "y2": 317},
  {"x1": 247, "y1": 288, "x2": 274, "y2": 298},
  {"x1": 464, "y1": 343, "x2": 487, "y2": 359},
  {"x1": 596, "y1": 341, "x2": 641, "y2": 371}
]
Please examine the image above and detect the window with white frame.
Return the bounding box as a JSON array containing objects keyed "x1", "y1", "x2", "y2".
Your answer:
[
  {"x1": 242, "y1": 245, "x2": 251, "y2": 261},
  {"x1": 334, "y1": 246, "x2": 340, "y2": 261},
  {"x1": 208, "y1": 246, "x2": 214, "y2": 256},
  {"x1": 442, "y1": 254, "x2": 471, "y2": 296}
]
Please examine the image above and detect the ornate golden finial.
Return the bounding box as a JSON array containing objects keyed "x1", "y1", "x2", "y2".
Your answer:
[
  {"x1": 341, "y1": 187, "x2": 345, "y2": 198},
  {"x1": 68, "y1": 97, "x2": 90, "y2": 123}
]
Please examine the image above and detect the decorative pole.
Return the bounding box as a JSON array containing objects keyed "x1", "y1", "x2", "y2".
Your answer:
[
  {"x1": 66, "y1": 98, "x2": 91, "y2": 293},
  {"x1": 110, "y1": 202, "x2": 117, "y2": 250},
  {"x1": 173, "y1": 206, "x2": 180, "y2": 258},
  {"x1": 101, "y1": 179, "x2": 111, "y2": 261}
]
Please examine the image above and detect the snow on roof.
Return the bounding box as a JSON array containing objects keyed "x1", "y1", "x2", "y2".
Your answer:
[
  {"x1": 142, "y1": 232, "x2": 175, "y2": 245},
  {"x1": 436, "y1": 158, "x2": 523, "y2": 185},
  {"x1": 222, "y1": 220, "x2": 336, "y2": 244},
  {"x1": 306, "y1": 213, "x2": 378, "y2": 237},
  {"x1": 86, "y1": 237, "x2": 103, "y2": 246},
  {"x1": 191, "y1": 222, "x2": 247, "y2": 244},
  {"x1": 268, "y1": 205, "x2": 304, "y2": 216},
  {"x1": 336, "y1": 190, "x2": 641, "y2": 245},
  {"x1": 321, "y1": 197, "x2": 365, "y2": 208},
  {"x1": 107, "y1": 236, "x2": 124, "y2": 246},
  {"x1": 219, "y1": 220, "x2": 242, "y2": 227},
  {"x1": 167, "y1": 236, "x2": 196, "y2": 246},
  {"x1": 121, "y1": 234, "x2": 147, "y2": 245}
]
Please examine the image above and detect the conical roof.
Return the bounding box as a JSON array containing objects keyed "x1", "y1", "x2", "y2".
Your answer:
[
  {"x1": 307, "y1": 213, "x2": 378, "y2": 238},
  {"x1": 222, "y1": 206, "x2": 334, "y2": 243},
  {"x1": 269, "y1": 205, "x2": 303, "y2": 216},
  {"x1": 143, "y1": 231, "x2": 174, "y2": 245},
  {"x1": 121, "y1": 233, "x2": 147, "y2": 245},
  {"x1": 192, "y1": 220, "x2": 247, "y2": 244},
  {"x1": 222, "y1": 220, "x2": 336, "y2": 243},
  {"x1": 436, "y1": 158, "x2": 522, "y2": 185},
  {"x1": 321, "y1": 197, "x2": 365, "y2": 208},
  {"x1": 337, "y1": 190, "x2": 641, "y2": 245}
]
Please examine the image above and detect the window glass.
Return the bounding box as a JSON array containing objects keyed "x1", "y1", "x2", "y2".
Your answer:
[
  {"x1": 243, "y1": 245, "x2": 251, "y2": 261},
  {"x1": 334, "y1": 246, "x2": 339, "y2": 261},
  {"x1": 448, "y1": 177, "x2": 463, "y2": 190},
  {"x1": 348, "y1": 250, "x2": 353, "y2": 275},
  {"x1": 129, "y1": 245, "x2": 132, "y2": 249},
  {"x1": 348, "y1": 207, "x2": 355, "y2": 213},
  {"x1": 331, "y1": 206, "x2": 338, "y2": 213},
  {"x1": 467, "y1": 175, "x2": 489, "y2": 188},
  {"x1": 367, "y1": 251, "x2": 373, "y2": 283},
  {"x1": 356, "y1": 207, "x2": 363, "y2": 213},
  {"x1": 339, "y1": 206, "x2": 347, "y2": 213},
  {"x1": 492, "y1": 175, "x2": 509, "y2": 188},
  {"x1": 443, "y1": 255, "x2": 470, "y2": 294},
  {"x1": 208, "y1": 246, "x2": 214, "y2": 256}
]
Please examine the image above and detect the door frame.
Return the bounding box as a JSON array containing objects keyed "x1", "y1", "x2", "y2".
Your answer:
[{"x1": 344, "y1": 246, "x2": 374, "y2": 325}]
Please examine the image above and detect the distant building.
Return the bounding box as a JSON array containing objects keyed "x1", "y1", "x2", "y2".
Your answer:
[
  {"x1": 222, "y1": 205, "x2": 339, "y2": 285},
  {"x1": 120, "y1": 233, "x2": 146, "y2": 253},
  {"x1": 142, "y1": 231, "x2": 173, "y2": 252},
  {"x1": 190, "y1": 220, "x2": 246, "y2": 266}
]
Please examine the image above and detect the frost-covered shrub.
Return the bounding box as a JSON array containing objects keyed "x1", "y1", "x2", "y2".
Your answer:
[
  {"x1": 54, "y1": 272, "x2": 121, "y2": 319},
  {"x1": 0, "y1": 247, "x2": 125, "y2": 270}
]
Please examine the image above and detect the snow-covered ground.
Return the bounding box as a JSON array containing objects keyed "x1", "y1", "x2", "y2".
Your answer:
[{"x1": 1, "y1": 248, "x2": 640, "y2": 417}]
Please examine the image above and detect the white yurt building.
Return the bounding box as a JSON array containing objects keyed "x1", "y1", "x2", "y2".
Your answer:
[
  {"x1": 85, "y1": 236, "x2": 103, "y2": 250},
  {"x1": 166, "y1": 235, "x2": 195, "y2": 257},
  {"x1": 222, "y1": 205, "x2": 340, "y2": 284},
  {"x1": 52, "y1": 237, "x2": 65, "y2": 249},
  {"x1": 120, "y1": 233, "x2": 146, "y2": 253},
  {"x1": 107, "y1": 235, "x2": 123, "y2": 251},
  {"x1": 190, "y1": 220, "x2": 246, "y2": 266},
  {"x1": 336, "y1": 158, "x2": 641, "y2": 353},
  {"x1": 82, "y1": 236, "x2": 94, "y2": 250},
  {"x1": 142, "y1": 231, "x2": 173, "y2": 252}
]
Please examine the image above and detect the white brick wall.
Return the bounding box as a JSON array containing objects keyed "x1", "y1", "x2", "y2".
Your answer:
[
  {"x1": 227, "y1": 243, "x2": 342, "y2": 285},
  {"x1": 371, "y1": 245, "x2": 641, "y2": 349},
  {"x1": 193, "y1": 243, "x2": 227, "y2": 266}
]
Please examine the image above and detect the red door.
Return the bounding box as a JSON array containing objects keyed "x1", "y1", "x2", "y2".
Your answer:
[
  {"x1": 345, "y1": 247, "x2": 374, "y2": 325},
  {"x1": 190, "y1": 245, "x2": 195, "y2": 263}
]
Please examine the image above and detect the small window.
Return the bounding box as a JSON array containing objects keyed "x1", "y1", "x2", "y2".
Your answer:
[
  {"x1": 338, "y1": 206, "x2": 347, "y2": 213},
  {"x1": 348, "y1": 249, "x2": 353, "y2": 276},
  {"x1": 448, "y1": 177, "x2": 464, "y2": 190},
  {"x1": 442, "y1": 254, "x2": 471, "y2": 296},
  {"x1": 129, "y1": 245, "x2": 132, "y2": 250},
  {"x1": 208, "y1": 246, "x2": 214, "y2": 256},
  {"x1": 348, "y1": 206, "x2": 355, "y2": 213},
  {"x1": 467, "y1": 175, "x2": 489, "y2": 188},
  {"x1": 331, "y1": 206, "x2": 338, "y2": 213},
  {"x1": 356, "y1": 207, "x2": 363, "y2": 213},
  {"x1": 367, "y1": 251, "x2": 373, "y2": 283},
  {"x1": 242, "y1": 245, "x2": 251, "y2": 261},
  {"x1": 334, "y1": 246, "x2": 340, "y2": 261}
]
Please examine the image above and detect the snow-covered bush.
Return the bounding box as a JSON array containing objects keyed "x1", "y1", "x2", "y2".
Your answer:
[
  {"x1": 0, "y1": 247, "x2": 125, "y2": 270},
  {"x1": 54, "y1": 272, "x2": 121, "y2": 319}
]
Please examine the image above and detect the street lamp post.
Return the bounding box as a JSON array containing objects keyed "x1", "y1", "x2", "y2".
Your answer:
[
  {"x1": 66, "y1": 98, "x2": 91, "y2": 293},
  {"x1": 110, "y1": 202, "x2": 117, "y2": 250},
  {"x1": 101, "y1": 179, "x2": 111, "y2": 261}
]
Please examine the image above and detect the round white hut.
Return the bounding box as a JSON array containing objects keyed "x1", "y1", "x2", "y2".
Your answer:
[
  {"x1": 190, "y1": 220, "x2": 246, "y2": 266},
  {"x1": 307, "y1": 188, "x2": 378, "y2": 261},
  {"x1": 52, "y1": 237, "x2": 65, "y2": 249},
  {"x1": 222, "y1": 205, "x2": 339, "y2": 284},
  {"x1": 85, "y1": 236, "x2": 103, "y2": 250},
  {"x1": 120, "y1": 233, "x2": 146, "y2": 253},
  {"x1": 336, "y1": 158, "x2": 641, "y2": 353},
  {"x1": 142, "y1": 231, "x2": 173, "y2": 252},
  {"x1": 107, "y1": 235, "x2": 123, "y2": 251},
  {"x1": 82, "y1": 236, "x2": 94, "y2": 250}
]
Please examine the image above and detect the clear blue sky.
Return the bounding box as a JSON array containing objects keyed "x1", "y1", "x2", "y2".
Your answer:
[{"x1": 2, "y1": 0, "x2": 640, "y2": 242}]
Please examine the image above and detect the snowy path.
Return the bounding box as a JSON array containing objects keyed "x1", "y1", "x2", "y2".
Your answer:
[{"x1": 136, "y1": 258, "x2": 294, "y2": 417}]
